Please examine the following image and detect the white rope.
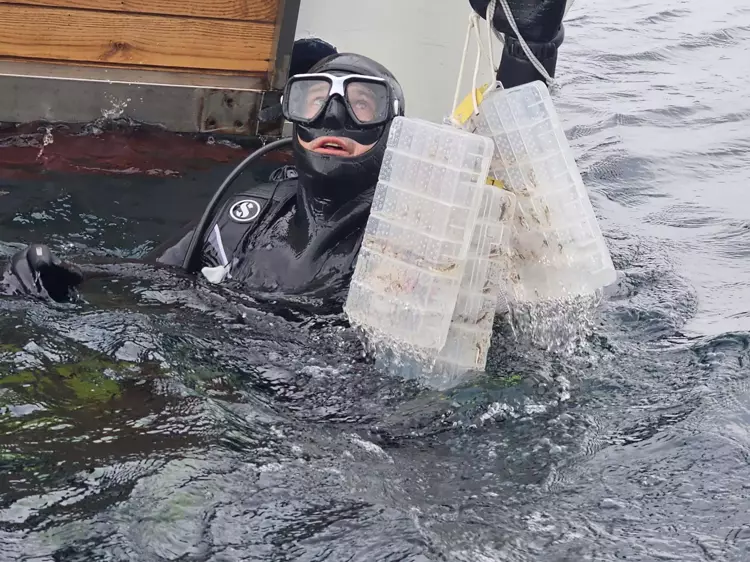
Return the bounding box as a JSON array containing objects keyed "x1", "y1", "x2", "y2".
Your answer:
[
  {"x1": 486, "y1": 0, "x2": 507, "y2": 50},
  {"x1": 451, "y1": 14, "x2": 475, "y2": 116},
  {"x1": 470, "y1": 14, "x2": 486, "y2": 112},
  {"x1": 452, "y1": 12, "x2": 496, "y2": 118}
]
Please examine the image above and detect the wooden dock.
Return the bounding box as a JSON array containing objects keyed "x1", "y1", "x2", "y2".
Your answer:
[{"x1": 0, "y1": 0, "x2": 300, "y2": 135}]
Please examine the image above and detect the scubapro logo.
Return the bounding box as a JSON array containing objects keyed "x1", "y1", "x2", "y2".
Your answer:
[{"x1": 229, "y1": 199, "x2": 262, "y2": 223}]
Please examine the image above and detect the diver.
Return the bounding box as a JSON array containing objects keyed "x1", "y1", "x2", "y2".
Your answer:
[
  {"x1": 156, "y1": 51, "x2": 406, "y2": 303},
  {"x1": 1, "y1": 0, "x2": 570, "y2": 307}
]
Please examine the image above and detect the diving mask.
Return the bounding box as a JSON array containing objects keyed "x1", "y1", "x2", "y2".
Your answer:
[{"x1": 282, "y1": 73, "x2": 400, "y2": 128}]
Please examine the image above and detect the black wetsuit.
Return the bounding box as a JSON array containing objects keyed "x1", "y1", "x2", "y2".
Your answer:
[{"x1": 151, "y1": 172, "x2": 374, "y2": 302}]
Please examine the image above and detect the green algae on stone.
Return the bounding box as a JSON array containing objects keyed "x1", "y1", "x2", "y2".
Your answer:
[
  {"x1": 53, "y1": 359, "x2": 123, "y2": 403},
  {"x1": 0, "y1": 371, "x2": 36, "y2": 386},
  {"x1": 0, "y1": 357, "x2": 127, "y2": 406},
  {"x1": 479, "y1": 372, "x2": 524, "y2": 390},
  {"x1": 499, "y1": 374, "x2": 523, "y2": 386}
]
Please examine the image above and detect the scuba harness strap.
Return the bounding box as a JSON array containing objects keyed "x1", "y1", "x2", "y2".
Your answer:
[
  {"x1": 182, "y1": 137, "x2": 293, "y2": 274},
  {"x1": 198, "y1": 179, "x2": 297, "y2": 282}
]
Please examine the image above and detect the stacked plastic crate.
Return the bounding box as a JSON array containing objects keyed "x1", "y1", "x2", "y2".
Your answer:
[
  {"x1": 346, "y1": 83, "x2": 618, "y2": 388},
  {"x1": 470, "y1": 81, "x2": 617, "y2": 303},
  {"x1": 428, "y1": 185, "x2": 516, "y2": 386},
  {"x1": 344, "y1": 116, "x2": 495, "y2": 356}
]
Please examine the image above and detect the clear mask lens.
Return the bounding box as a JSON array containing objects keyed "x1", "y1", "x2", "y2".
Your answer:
[
  {"x1": 345, "y1": 81, "x2": 389, "y2": 124},
  {"x1": 286, "y1": 76, "x2": 390, "y2": 125}
]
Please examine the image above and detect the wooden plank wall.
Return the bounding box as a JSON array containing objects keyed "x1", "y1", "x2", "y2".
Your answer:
[{"x1": 0, "y1": 0, "x2": 281, "y2": 78}]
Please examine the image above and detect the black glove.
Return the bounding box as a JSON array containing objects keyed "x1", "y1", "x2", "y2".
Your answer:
[
  {"x1": 470, "y1": 0, "x2": 568, "y2": 88},
  {"x1": 6, "y1": 244, "x2": 83, "y2": 302},
  {"x1": 469, "y1": 0, "x2": 567, "y2": 43}
]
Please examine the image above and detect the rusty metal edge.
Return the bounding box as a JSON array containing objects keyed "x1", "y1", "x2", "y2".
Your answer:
[{"x1": 268, "y1": 0, "x2": 301, "y2": 92}]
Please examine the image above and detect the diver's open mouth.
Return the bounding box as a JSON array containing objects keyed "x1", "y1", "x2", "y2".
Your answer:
[{"x1": 309, "y1": 136, "x2": 356, "y2": 156}]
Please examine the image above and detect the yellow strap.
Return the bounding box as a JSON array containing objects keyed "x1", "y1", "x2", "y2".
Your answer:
[{"x1": 451, "y1": 84, "x2": 489, "y2": 126}]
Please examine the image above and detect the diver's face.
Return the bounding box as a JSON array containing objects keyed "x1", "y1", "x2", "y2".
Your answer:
[{"x1": 296, "y1": 81, "x2": 379, "y2": 157}]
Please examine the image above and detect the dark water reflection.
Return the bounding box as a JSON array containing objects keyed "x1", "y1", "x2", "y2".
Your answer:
[{"x1": 2, "y1": 0, "x2": 750, "y2": 559}]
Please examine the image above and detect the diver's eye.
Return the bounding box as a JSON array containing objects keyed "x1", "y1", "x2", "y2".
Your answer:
[
  {"x1": 350, "y1": 98, "x2": 376, "y2": 122},
  {"x1": 307, "y1": 97, "x2": 328, "y2": 112},
  {"x1": 302, "y1": 96, "x2": 328, "y2": 119}
]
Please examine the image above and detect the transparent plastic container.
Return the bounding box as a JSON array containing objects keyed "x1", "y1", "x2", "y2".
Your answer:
[
  {"x1": 429, "y1": 186, "x2": 516, "y2": 384},
  {"x1": 471, "y1": 81, "x2": 617, "y2": 303},
  {"x1": 345, "y1": 116, "x2": 495, "y2": 352}
]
